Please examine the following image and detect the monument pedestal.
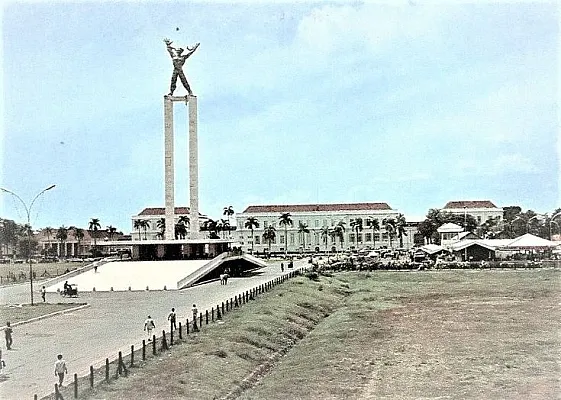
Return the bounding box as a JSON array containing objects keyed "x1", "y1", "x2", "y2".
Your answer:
[{"x1": 163, "y1": 94, "x2": 200, "y2": 240}]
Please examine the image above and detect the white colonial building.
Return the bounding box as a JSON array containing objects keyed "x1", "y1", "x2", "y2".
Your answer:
[
  {"x1": 236, "y1": 202, "x2": 415, "y2": 254},
  {"x1": 131, "y1": 207, "x2": 209, "y2": 241},
  {"x1": 442, "y1": 200, "x2": 503, "y2": 225}
]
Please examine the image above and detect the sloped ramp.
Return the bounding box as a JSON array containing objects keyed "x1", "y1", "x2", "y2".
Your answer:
[{"x1": 177, "y1": 252, "x2": 268, "y2": 289}]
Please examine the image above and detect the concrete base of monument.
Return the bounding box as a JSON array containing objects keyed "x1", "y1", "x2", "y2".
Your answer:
[{"x1": 45, "y1": 252, "x2": 268, "y2": 292}]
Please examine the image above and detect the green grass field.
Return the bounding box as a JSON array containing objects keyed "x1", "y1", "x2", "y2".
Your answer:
[
  {"x1": 57, "y1": 269, "x2": 560, "y2": 400},
  {"x1": 0, "y1": 262, "x2": 86, "y2": 285}
]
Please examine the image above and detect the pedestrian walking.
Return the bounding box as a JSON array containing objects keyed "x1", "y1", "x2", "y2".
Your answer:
[
  {"x1": 167, "y1": 308, "x2": 177, "y2": 331},
  {"x1": 191, "y1": 304, "x2": 198, "y2": 321},
  {"x1": 4, "y1": 322, "x2": 13, "y2": 350},
  {"x1": 54, "y1": 354, "x2": 68, "y2": 386},
  {"x1": 40, "y1": 286, "x2": 47, "y2": 302},
  {"x1": 144, "y1": 315, "x2": 155, "y2": 341}
]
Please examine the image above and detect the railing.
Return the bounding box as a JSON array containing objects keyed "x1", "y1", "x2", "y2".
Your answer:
[{"x1": 38, "y1": 265, "x2": 309, "y2": 400}]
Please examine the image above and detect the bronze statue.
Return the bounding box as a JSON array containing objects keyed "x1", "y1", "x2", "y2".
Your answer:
[{"x1": 164, "y1": 38, "x2": 200, "y2": 96}]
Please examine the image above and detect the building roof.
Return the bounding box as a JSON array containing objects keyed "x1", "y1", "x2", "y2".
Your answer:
[
  {"x1": 449, "y1": 240, "x2": 496, "y2": 252},
  {"x1": 437, "y1": 223, "x2": 464, "y2": 233},
  {"x1": 242, "y1": 203, "x2": 393, "y2": 214},
  {"x1": 443, "y1": 200, "x2": 498, "y2": 209},
  {"x1": 137, "y1": 207, "x2": 191, "y2": 216}
]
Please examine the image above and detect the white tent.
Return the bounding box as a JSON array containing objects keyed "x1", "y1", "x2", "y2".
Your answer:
[{"x1": 500, "y1": 233, "x2": 557, "y2": 250}]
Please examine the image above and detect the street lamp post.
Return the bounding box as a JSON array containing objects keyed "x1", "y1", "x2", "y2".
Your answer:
[{"x1": 1, "y1": 185, "x2": 56, "y2": 305}]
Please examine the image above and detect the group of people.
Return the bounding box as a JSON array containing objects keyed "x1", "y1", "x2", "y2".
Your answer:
[
  {"x1": 144, "y1": 304, "x2": 200, "y2": 341},
  {"x1": 2, "y1": 321, "x2": 68, "y2": 386}
]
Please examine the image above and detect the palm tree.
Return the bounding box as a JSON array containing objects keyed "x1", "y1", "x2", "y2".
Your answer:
[
  {"x1": 220, "y1": 219, "x2": 231, "y2": 239},
  {"x1": 56, "y1": 226, "x2": 68, "y2": 258},
  {"x1": 333, "y1": 221, "x2": 346, "y2": 252},
  {"x1": 223, "y1": 206, "x2": 234, "y2": 223},
  {"x1": 395, "y1": 214, "x2": 407, "y2": 248},
  {"x1": 89, "y1": 218, "x2": 101, "y2": 255},
  {"x1": 75, "y1": 228, "x2": 84, "y2": 257},
  {"x1": 140, "y1": 219, "x2": 150, "y2": 240},
  {"x1": 383, "y1": 218, "x2": 397, "y2": 249},
  {"x1": 350, "y1": 218, "x2": 363, "y2": 249},
  {"x1": 44, "y1": 226, "x2": 54, "y2": 256},
  {"x1": 178, "y1": 215, "x2": 190, "y2": 228},
  {"x1": 320, "y1": 226, "x2": 331, "y2": 253},
  {"x1": 367, "y1": 218, "x2": 380, "y2": 249},
  {"x1": 175, "y1": 222, "x2": 187, "y2": 239},
  {"x1": 279, "y1": 213, "x2": 293, "y2": 256},
  {"x1": 107, "y1": 225, "x2": 117, "y2": 241},
  {"x1": 245, "y1": 217, "x2": 260, "y2": 253},
  {"x1": 262, "y1": 226, "x2": 276, "y2": 257},
  {"x1": 297, "y1": 221, "x2": 310, "y2": 252},
  {"x1": 156, "y1": 218, "x2": 165, "y2": 239}
]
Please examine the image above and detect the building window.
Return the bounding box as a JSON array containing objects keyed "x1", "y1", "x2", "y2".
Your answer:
[
  {"x1": 280, "y1": 235, "x2": 285, "y2": 244},
  {"x1": 365, "y1": 233, "x2": 372, "y2": 242},
  {"x1": 290, "y1": 233, "x2": 295, "y2": 244},
  {"x1": 382, "y1": 233, "x2": 389, "y2": 241},
  {"x1": 374, "y1": 233, "x2": 380, "y2": 241},
  {"x1": 315, "y1": 220, "x2": 319, "y2": 227},
  {"x1": 323, "y1": 219, "x2": 327, "y2": 226},
  {"x1": 255, "y1": 236, "x2": 260, "y2": 244},
  {"x1": 477, "y1": 216, "x2": 482, "y2": 223},
  {"x1": 349, "y1": 233, "x2": 355, "y2": 243},
  {"x1": 357, "y1": 234, "x2": 362, "y2": 243},
  {"x1": 263, "y1": 221, "x2": 268, "y2": 228}
]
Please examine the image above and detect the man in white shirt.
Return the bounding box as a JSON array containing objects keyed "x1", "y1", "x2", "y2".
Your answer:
[
  {"x1": 54, "y1": 354, "x2": 68, "y2": 386},
  {"x1": 144, "y1": 316, "x2": 155, "y2": 341}
]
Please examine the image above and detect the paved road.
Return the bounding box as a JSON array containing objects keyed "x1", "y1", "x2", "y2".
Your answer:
[{"x1": 0, "y1": 259, "x2": 306, "y2": 399}]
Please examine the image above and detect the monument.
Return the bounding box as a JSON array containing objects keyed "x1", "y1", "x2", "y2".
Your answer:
[{"x1": 163, "y1": 38, "x2": 200, "y2": 240}]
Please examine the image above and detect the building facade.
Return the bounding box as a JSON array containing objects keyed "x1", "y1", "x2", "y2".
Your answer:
[
  {"x1": 442, "y1": 200, "x2": 504, "y2": 225},
  {"x1": 131, "y1": 207, "x2": 209, "y2": 241},
  {"x1": 236, "y1": 202, "x2": 415, "y2": 254}
]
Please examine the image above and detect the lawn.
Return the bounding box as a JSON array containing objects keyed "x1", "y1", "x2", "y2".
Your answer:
[
  {"x1": 57, "y1": 269, "x2": 560, "y2": 400},
  {"x1": 0, "y1": 261, "x2": 86, "y2": 285},
  {"x1": 0, "y1": 302, "x2": 87, "y2": 325}
]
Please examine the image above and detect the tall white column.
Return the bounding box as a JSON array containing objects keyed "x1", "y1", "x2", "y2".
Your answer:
[
  {"x1": 188, "y1": 96, "x2": 199, "y2": 239},
  {"x1": 164, "y1": 96, "x2": 175, "y2": 240}
]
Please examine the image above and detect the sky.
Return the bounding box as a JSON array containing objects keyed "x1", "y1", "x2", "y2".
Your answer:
[{"x1": 1, "y1": 0, "x2": 559, "y2": 233}]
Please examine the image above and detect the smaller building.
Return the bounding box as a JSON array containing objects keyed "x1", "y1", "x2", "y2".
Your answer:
[
  {"x1": 131, "y1": 207, "x2": 210, "y2": 241},
  {"x1": 442, "y1": 200, "x2": 503, "y2": 225}
]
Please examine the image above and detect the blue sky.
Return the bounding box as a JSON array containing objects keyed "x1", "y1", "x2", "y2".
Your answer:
[{"x1": 1, "y1": 1, "x2": 559, "y2": 233}]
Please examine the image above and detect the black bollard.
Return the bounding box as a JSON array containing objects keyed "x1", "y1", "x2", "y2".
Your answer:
[
  {"x1": 152, "y1": 335, "x2": 156, "y2": 355},
  {"x1": 217, "y1": 304, "x2": 222, "y2": 320},
  {"x1": 130, "y1": 345, "x2": 134, "y2": 367},
  {"x1": 161, "y1": 330, "x2": 168, "y2": 350},
  {"x1": 105, "y1": 358, "x2": 110, "y2": 381},
  {"x1": 206, "y1": 310, "x2": 209, "y2": 324},
  {"x1": 90, "y1": 365, "x2": 94, "y2": 388},
  {"x1": 222, "y1": 302, "x2": 225, "y2": 314},
  {"x1": 212, "y1": 307, "x2": 215, "y2": 322},
  {"x1": 186, "y1": 318, "x2": 190, "y2": 334},
  {"x1": 142, "y1": 340, "x2": 146, "y2": 360},
  {"x1": 170, "y1": 327, "x2": 174, "y2": 345},
  {"x1": 199, "y1": 313, "x2": 203, "y2": 328},
  {"x1": 179, "y1": 322, "x2": 183, "y2": 339},
  {"x1": 74, "y1": 373, "x2": 78, "y2": 398}
]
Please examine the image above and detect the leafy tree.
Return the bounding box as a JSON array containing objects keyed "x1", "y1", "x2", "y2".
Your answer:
[
  {"x1": 178, "y1": 215, "x2": 190, "y2": 228},
  {"x1": 133, "y1": 219, "x2": 143, "y2": 240},
  {"x1": 56, "y1": 226, "x2": 68, "y2": 258},
  {"x1": 262, "y1": 226, "x2": 276, "y2": 256},
  {"x1": 245, "y1": 217, "x2": 260, "y2": 253},
  {"x1": 417, "y1": 209, "x2": 477, "y2": 244},
  {"x1": 297, "y1": 221, "x2": 310, "y2": 250},
  {"x1": 395, "y1": 214, "x2": 407, "y2": 248},
  {"x1": 350, "y1": 218, "x2": 363, "y2": 249},
  {"x1": 279, "y1": 213, "x2": 293, "y2": 256}
]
